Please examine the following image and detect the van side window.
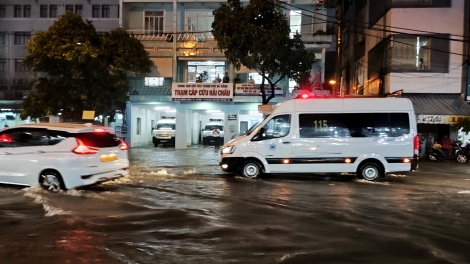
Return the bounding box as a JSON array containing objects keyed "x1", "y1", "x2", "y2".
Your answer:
[
  {"x1": 261, "y1": 114, "x2": 291, "y2": 139},
  {"x1": 299, "y1": 113, "x2": 410, "y2": 138}
]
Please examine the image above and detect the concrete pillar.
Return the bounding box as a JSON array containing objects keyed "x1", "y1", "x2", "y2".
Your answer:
[{"x1": 175, "y1": 104, "x2": 187, "y2": 149}]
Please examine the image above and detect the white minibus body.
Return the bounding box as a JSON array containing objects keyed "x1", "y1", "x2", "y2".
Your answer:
[{"x1": 219, "y1": 97, "x2": 419, "y2": 181}]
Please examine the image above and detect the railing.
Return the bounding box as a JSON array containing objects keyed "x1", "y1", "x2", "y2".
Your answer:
[{"x1": 127, "y1": 30, "x2": 214, "y2": 41}]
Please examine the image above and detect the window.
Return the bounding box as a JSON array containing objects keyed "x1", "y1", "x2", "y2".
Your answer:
[
  {"x1": 92, "y1": 5, "x2": 100, "y2": 18},
  {"x1": 49, "y1": 5, "x2": 57, "y2": 18},
  {"x1": 0, "y1": 32, "x2": 5, "y2": 45},
  {"x1": 289, "y1": 10, "x2": 301, "y2": 38},
  {"x1": 40, "y1": 5, "x2": 48, "y2": 18},
  {"x1": 145, "y1": 11, "x2": 164, "y2": 35},
  {"x1": 137, "y1": 118, "x2": 141, "y2": 135},
  {"x1": 390, "y1": 35, "x2": 449, "y2": 72},
  {"x1": 186, "y1": 10, "x2": 214, "y2": 38},
  {"x1": 117, "y1": 5, "x2": 120, "y2": 18},
  {"x1": 66, "y1": 5, "x2": 73, "y2": 13},
  {"x1": 0, "y1": 59, "x2": 6, "y2": 72},
  {"x1": 24, "y1": 5, "x2": 31, "y2": 18},
  {"x1": 0, "y1": 5, "x2": 5, "y2": 18},
  {"x1": 253, "y1": 115, "x2": 291, "y2": 140},
  {"x1": 102, "y1": 5, "x2": 110, "y2": 18},
  {"x1": 14, "y1": 32, "x2": 31, "y2": 45},
  {"x1": 15, "y1": 59, "x2": 29, "y2": 72},
  {"x1": 298, "y1": 113, "x2": 410, "y2": 138},
  {"x1": 75, "y1": 5, "x2": 83, "y2": 16},
  {"x1": 14, "y1": 5, "x2": 22, "y2": 17},
  {"x1": 144, "y1": 77, "x2": 164, "y2": 87},
  {"x1": 0, "y1": 129, "x2": 50, "y2": 147}
]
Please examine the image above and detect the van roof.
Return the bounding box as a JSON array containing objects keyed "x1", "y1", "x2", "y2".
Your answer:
[
  {"x1": 157, "y1": 119, "x2": 176, "y2": 124},
  {"x1": 273, "y1": 97, "x2": 415, "y2": 113}
]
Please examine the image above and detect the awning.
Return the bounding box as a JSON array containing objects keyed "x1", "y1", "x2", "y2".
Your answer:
[{"x1": 402, "y1": 93, "x2": 470, "y2": 124}]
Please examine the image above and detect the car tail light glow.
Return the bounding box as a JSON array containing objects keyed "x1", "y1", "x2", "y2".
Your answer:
[
  {"x1": 0, "y1": 134, "x2": 14, "y2": 143},
  {"x1": 413, "y1": 135, "x2": 420, "y2": 157},
  {"x1": 119, "y1": 140, "x2": 129, "y2": 150},
  {"x1": 72, "y1": 138, "x2": 99, "y2": 154}
]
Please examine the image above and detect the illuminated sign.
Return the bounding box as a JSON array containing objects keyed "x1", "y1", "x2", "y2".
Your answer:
[{"x1": 171, "y1": 83, "x2": 233, "y2": 101}]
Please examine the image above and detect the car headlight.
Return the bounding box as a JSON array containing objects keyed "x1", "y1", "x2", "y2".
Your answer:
[{"x1": 222, "y1": 145, "x2": 236, "y2": 154}]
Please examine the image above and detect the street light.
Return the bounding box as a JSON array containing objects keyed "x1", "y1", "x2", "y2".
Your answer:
[{"x1": 328, "y1": 78, "x2": 343, "y2": 97}]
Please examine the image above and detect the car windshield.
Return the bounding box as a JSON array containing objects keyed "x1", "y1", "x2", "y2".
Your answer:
[
  {"x1": 245, "y1": 115, "x2": 269, "y2": 136},
  {"x1": 156, "y1": 124, "x2": 175, "y2": 130}
]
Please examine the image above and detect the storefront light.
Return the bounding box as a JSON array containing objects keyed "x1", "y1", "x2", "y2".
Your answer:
[
  {"x1": 206, "y1": 110, "x2": 221, "y2": 113},
  {"x1": 155, "y1": 106, "x2": 170, "y2": 110},
  {"x1": 165, "y1": 109, "x2": 176, "y2": 113}
]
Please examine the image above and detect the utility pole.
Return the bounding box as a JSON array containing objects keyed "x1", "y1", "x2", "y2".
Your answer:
[{"x1": 334, "y1": 1, "x2": 343, "y2": 97}]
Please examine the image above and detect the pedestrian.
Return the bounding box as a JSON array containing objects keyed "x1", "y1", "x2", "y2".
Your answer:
[
  {"x1": 247, "y1": 75, "x2": 255, "y2": 85},
  {"x1": 213, "y1": 125, "x2": 221, "y2": 149},
  {"x1": 440, "y1": 134, "x2": 453, "y2": 156},
  {"x1": 213, "y1": 74, "x2": 221, "y2": 83},
  {"x1": 234, "y1": 74, "x2": 241, "y2": 84},
  {"x1": 222, "y1": 72, "x2": 230, "y2": 83},
  {"x1": 419, "y1": 133, "x2": 427, "y2": 159}
]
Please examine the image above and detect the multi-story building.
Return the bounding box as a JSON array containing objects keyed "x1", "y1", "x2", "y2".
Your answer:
[
  {"x1": 337, "y1": 0, "x2": 470, "y2": 142},
  {"x1": 121, "y1": 0, "x2": 336, "y2": 148},
  {"x1": 0, "y1": 0, "x2": 336, "y2": 148},
  {"x1": 0, "y1": 0, "x2": 120, "y2": 127}
]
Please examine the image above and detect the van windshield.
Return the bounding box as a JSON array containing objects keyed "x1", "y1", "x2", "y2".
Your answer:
[
  {"x1": 245, "y1": 116, "x2": 268, "y2": 136},
  {"x1": 156, "y1": 124, "x2": 175, "y2": 130},
  {"x1": 205, "y1": 125, "x2": 223, "y2": 131}
]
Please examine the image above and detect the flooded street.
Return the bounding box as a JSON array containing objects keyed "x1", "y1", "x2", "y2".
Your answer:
[{"x1": 1, "y1": 146, "x2": 470, "y2": 264}]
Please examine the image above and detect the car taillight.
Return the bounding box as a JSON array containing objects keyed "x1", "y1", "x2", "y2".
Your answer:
[
  {"x1": 72, "y1": 138, "x2": 99, "y2": 154},
  {"x1": 119, "y1": 140, "x2": 129, "y2": 150},
  {"x1": 413, "y1": 135, "x2": 420, "y2": 157}
]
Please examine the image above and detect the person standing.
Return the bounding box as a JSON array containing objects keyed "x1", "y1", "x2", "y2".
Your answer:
[
  {"x1": 440, "y1": 134, "x2": 453, "y2": 156},
  {"x1": 234, "y1": 74, "x2": 241, "y2": 83},
  {"x1": 247, "y1": 75, "x2": 255, "y2": 85},
  {"x1": 222, "y1": 72, "x2": 230, "y2": 83},
  {"x1": 419, "y1": 133, "x2": 427, "y2": 159},
  {"x1": 213, "y1": 126, "x2": 221, "y2": 149}
]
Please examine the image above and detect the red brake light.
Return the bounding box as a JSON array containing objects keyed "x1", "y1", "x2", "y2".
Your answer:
[
  {"x1": 72, "y1": 138, "x2": 99, "y2": 154},
  {"x1": 301, "y1": 93, "x2": 309, "y2": 99},
  {"x1": 0, "y1": 134, "x2": 14, "y2": 143},
  {"x1": 413, "y1": 135, "x2": 420, "y2": 157},
  {"x1": 119, "y1": 140, "x2": 129, "y2": 150},
  {"x1": 94, "y1": 128, "x2": 105, "y2": 133}
]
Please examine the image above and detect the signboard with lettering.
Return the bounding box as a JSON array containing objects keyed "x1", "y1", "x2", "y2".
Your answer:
[
  {"x1": 235, "y1": 84, "x2": 283, "y2": 96},
  {"x1": 417, "y1": 115, "x2": 470, "y2": 124},
  {"x1": 228, "y1": 114, "x2": 237, "y2": 120},
  {"x1": 171, "y1": 83, "x2": 233, "y2": 101}
]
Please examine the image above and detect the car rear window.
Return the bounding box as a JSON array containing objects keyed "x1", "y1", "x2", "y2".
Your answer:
[{"x1": 75, "y1": 132, "x2": 121, "y2": 148}]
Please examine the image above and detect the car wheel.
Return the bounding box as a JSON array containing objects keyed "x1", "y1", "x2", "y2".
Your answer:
[
  {"x1": 39, "y1": 170, "x2": 65, "y2": 192},
  {"x1": 357, "y1": 162, "x2": 383, "y2": 181},
  {"x1": 241, "y1": 160, "x2": 262, "y2": 179},
  {"x1": 456, "y1": 154, "x2": 467, "y2": 163},
  {"x1": 428, "y1": 153, "x2": 437, "y2": 161}
]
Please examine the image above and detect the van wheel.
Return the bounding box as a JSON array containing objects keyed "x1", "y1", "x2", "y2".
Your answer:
[
  {"x1": 357, "y1": 162, "x2": 383, "y2": 181},
  {"x1": 39, "y1": 170, "x2": 65, "y2": 192},
  {"x1": 456, "y1": 154, "x2": 467, "y2": 163},
  {"x1": 241, "y1": 160, "x2": 262, "y2": 179}
]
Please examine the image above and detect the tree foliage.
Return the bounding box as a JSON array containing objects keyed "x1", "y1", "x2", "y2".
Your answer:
[
  {"x1": 212, "y1": 0, "x2": 316, "y2": 104},
  {"x1": 21, "y1": 12, "x2": 152, "y2": 121}
]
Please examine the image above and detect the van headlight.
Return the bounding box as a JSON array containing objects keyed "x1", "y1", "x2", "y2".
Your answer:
[{"x1": 222, "y1": 145, "x2": 236, "y2": 154}]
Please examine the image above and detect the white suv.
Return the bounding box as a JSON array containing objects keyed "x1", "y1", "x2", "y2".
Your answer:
[{"x1": 0, "y1": 123, "x2": 129, "y2": 191}]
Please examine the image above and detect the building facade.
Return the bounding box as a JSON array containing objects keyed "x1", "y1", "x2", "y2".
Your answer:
[
  {"x1": 120, "y1": 0, "x2": 336, "y2": 148},
  {"x1": 0, "y1": 0, "x2": 120, "y2": 126},
  {"x1": 338, "y1": 0, "x2": 470, "y2": 143},
  {"x1": 0, "y1": 0, "x2": 336, "y2": 148}
]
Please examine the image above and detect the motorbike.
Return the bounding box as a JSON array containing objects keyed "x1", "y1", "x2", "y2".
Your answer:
[{"x1": 428, "y1": 140, "x2": 467, "y2": 163}]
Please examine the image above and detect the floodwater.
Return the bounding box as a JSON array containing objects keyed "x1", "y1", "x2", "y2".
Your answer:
[{"x1": 1, "y1": 146, "x2": 470, "y2": 264}]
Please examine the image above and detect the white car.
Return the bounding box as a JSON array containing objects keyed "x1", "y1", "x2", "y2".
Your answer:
[{"x1": 0, "y1": 123, "x2": 129, "y2": 191}]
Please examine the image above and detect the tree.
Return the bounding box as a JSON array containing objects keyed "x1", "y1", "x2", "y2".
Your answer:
[
  {"x1": 212, "y1": 0, "x2": 316, "y2": 104},
  {"x1": 21, "y1": 12, "x2": 152, "y2": 121}
]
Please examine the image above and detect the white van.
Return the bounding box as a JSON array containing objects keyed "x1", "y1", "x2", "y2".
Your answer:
[
  {"x1": 202, "y1": 120, "x2": 224, "y2": 146},
  {"x1": 152, "y1": 118, "x2": 176, "y2": 147},
  {"x1": 219, "y1": 97, "x2": 419, "y2": 181}
]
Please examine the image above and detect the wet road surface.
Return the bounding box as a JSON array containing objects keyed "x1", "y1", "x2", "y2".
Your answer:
[{"x1": 1, "y1": 146, "x2": 470, "y2": 264}]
